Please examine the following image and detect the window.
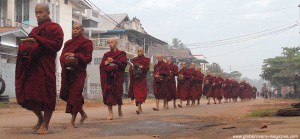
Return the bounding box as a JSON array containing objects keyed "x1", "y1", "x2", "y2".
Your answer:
[
  {"x1": 64, "y1": 0, "x2": 68, "y2": 5},
  {"x1": 0, "y1": 0, "x2": 7, "y2": 27},
  {"x1": 15, "y1": 0, "x2": 29, "y2": 24},
  {"x1": 94, "y1": 58, "x2": 102, "y2": 65}
]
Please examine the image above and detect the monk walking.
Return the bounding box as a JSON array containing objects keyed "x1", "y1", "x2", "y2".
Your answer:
[
  {"x1": 153, "y1": 54, "x2": 170, "y2": 111},
  {"x1": 15, "y1": 3, "x2": 64, "y2": 134},
  {"x1": 59, "y1": 23, "x2": 92, "y2": 128},
  {"x1": 203, "y1": 71, "x2": 213, "y2": 105},
  {"x1": 196, "y1": 67, "x2": 204, "y2": 105},
  {"x1": 189, "y1": 63, "x2": 199, "y2": 106},
  {"x1": 166, "y1": 57, "x2": 178, "y2": 109},
  {"x1": 100, "y1": 37, "x2": 127, "y2": 120},
  {"x1": 128, "y1": 47, "x2": 150, "y2": 114},
  {"x1": 177, "y1": 62, "x2": 192, "y2": 108}
]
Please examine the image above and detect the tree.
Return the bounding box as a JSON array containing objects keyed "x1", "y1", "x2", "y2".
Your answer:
[
  {"x1": 230, "y1": 71, "x2": 242, "y2": 81},
  {"x1": 260, "y1": 47, "x2": 300, "y2": 98},
  {"x1": 206, "y1": 62, "x2": 222, "y2": 74},
  {"x1": 171, "y1": 38, "x2": 186, "y2": 49}
]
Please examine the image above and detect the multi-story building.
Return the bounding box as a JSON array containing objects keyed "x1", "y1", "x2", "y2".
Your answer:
[{"x1": 0, "y1": 0, "x2": 94, "y2": 98}]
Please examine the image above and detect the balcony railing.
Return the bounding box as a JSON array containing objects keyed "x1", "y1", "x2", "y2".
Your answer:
[{"x1": 91, "y1": 38, "x2": 139, "y2": 54}]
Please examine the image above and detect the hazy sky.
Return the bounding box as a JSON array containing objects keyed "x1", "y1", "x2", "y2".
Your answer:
[{"x1": 90, "y1": 0, "x2": 300, "y2": 80}]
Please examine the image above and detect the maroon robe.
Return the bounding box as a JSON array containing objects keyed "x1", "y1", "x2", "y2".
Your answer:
[
  {"x1": 177, "y1": 68, "x2": 191, "y2": 101},
  {"x1": 231, "y1": 80, "x2": 240, "y2": 99},
  {"x1": 239, "y1": 82, "x2": 247, "y2": 100},
  {"x1": 189, "y1": 68, "x2": 201, "y2": 100},
  {"x1": 128, "y1": 55, "x2": 150, "y2": 104},
  {"x1": 153, "y1": 61, "x2": 170, "y2": 99},
  {"x1": 196, "y1": 71, "x2": 204, "y2": 100},
  {"x1": 15, "y1": 19, "x2": 64, "y2": 111},
  {"x1": 59, "y1": 35, "x2": 93, "y2": 114},
  {"x1": 167, "y1": 63, "x2": 178, "y2": 101},
  {"x1": 252, "y1": 87, "x2": 257, "y2": 99},
  {"x1": 223, "y1": 79, "x2": 232, "y2": 100},
  {"x1": 203, "y1": 74, "x2": 213, "y2": 98},
  {"x1": 100, "y1": 49, "x2": 127, "y2": 106},
  {"x1": 212, "y1": 77, "x2": 223, "y2": 100}
]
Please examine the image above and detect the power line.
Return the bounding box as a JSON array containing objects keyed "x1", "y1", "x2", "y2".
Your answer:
[
  {"x1": 113, "y1": 0, "x2": 295, "y2": 16},
  {"x1": 205, "y1": 26, "x2": 292, "y2": 58},
  {"x1": 186, "y1": 22, "x2": 298, "y2": 48}
]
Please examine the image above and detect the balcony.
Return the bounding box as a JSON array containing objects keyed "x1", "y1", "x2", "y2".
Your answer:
[{"x1": 91, "y1": 38, "x2": 138, "y2": 58}]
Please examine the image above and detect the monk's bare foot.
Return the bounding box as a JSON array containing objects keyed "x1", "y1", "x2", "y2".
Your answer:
[
  {"x1": 177, "y1": 104, "x2": 182, "y2": 108},
  {"x1": 118, "y1": 112, "x2": 123, "y2": 118},
  {"x1": 32, "y1": 121, "x2": 43, "y2": 131},
  {"x1": 67, "y1": 123, "x2": 75, "y2": 129},
  {"x1": 152, "y1": 108, "x2": 159, "y2": 111},
  {"x1": 36, "y1": 125, "x2": 48, "y2": 135},
  {"x1": 106, "y1": 115, "x2": 113, "y2": 120},
  {"x1": 79, "y1": 114, "x2": 88, "y2": 125},
  {"x1": 136, "y1": 110, "x2": 141, "y2": 115}
]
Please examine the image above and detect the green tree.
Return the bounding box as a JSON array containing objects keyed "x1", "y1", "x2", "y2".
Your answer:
[{"x1": 260, "y1": 47, "x2": 300, "y2": 97}]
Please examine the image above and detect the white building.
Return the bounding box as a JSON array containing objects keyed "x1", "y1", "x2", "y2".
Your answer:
[{"x1": 0, "y1": 0, "x2": 97, "y2": 98}]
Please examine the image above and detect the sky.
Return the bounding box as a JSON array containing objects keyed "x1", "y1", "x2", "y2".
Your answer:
[{"x1": 90, "y1": 0, "x2": 300, "y2": 80}]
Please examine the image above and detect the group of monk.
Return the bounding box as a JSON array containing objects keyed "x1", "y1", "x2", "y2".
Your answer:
[
  {"x1": 14, "y1": 2, "x2": 258, "y2": 135},
  {"x1": 16, "y1": 3, "x2": 93, "y2": 134}
]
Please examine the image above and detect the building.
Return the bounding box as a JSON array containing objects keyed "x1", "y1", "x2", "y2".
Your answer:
[
  {"x1": 0, "y1": 0, "x2": 94, "y2": 98},
  {"x1": 85, "y1": 13, "x2": 168, "y2": 99}
]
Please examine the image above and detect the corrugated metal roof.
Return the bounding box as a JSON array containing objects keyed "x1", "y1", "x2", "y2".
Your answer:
[{"x1": 99, "y1": 13, "x2": 129, "y2": 30}]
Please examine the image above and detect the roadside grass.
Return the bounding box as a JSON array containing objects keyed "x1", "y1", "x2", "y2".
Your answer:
[
  {"x1": 0, "y1": 102, "x2": 7, "y2": 108},
  {"x1": 247, "y1": 108, "x2": 279, "y2": 117}
]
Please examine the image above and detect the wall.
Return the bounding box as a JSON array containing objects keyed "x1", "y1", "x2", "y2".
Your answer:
[
  {"x1": 1, "y1": 35, "x2": 17, "y2": 47},
  {"x1": 0, "y1": 62, "x2": 16, "y2": 97}
]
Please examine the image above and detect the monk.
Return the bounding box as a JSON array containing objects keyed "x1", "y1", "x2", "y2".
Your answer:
[
  {"x1": 252, "y1": 86, "x2": 257, "y2": 100},
  {"x1": 203, "y1": 71, "x2": 213, "y2": 105},
  {"x1": 100, "y1": 37, "x2": 127, "y2": 120},
  {"x1": 213, "y1": 75, "x2": 224, "y2": 104},
  {"x1": 223, "y1": 77, "x2": 232, "y2": 103},
  {"x1": 153, "y1": 54, "x2": 170, "y2": 111},
  {"x1": 189, "y1": 63, "x2": 200, "y2": 106},
  {"x1": 231, "y1": 80, "x2": 240, "y2": 102},
  {"x1": 195, "y1": 67, "x2": 204, "y2": 105},
  {"x1": 166, "y1": 57, "x2": 178, "y2": 109},
  {"x1": 128, "y1": 47, "x2": 150, "y2": 114},
  {"x1": 15, "y1": 3, "x2": 64, "y2": 134},
  {"x1": 59, "y1": 23, "x2": 92, "y2": 128},
  {"x1": 177, "y1": 62, "x2": 192, "y2": 108}
]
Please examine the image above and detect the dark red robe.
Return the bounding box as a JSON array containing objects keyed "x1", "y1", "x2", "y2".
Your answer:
[
  {"x1": 100, "y1": 49, "x2": 127, "y2": 106},
  {"x1": 252, "y1": 87, "x2": 257, "y2": 99},
  {"x1": 223, "y1": 79, "x2": 232, "y2": 100},
  {"x1": 153, "y1": 61, "x2": 170, "y2": 99},
  {"x1": 167, "y1": 63, "x2": 178, "y2": 101},
  {"x1": 231, "y1": 80, "x2": 240, "y2": 99},
  {"x1": 212, "y1": 76, "x2": 223, "y2": 99},
  {"x1": 239, "y1": 82, "x2": 247, "y2": 100},
  {"x1": 15, "y1": 19, "x2": 64, "y2": 111},
  {"x1": 196, "y1": 71, "x2": 204, "y2": 100},
  {"x1": 128, "y1": 55, "x2": 150, "y2": 104},
  {"x1": 177, "y1": 68, "x2": 191, "y2": 101},
  {"x1": 203, "y1": 74, "x2": 213, "y2": 98},
  {"x1": 189, "y1": 69, "x2": 203, "y2": 100},
  {"x1": 59, "y1": 35, "x2": 93, "y2": 114}
]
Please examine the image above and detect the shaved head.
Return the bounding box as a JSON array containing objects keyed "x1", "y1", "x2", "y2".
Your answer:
[
  {"x1": 157, "y1": 54, "x2": 163, "y2": 62},
  {"x1": 36, "y1": 3, "x2": 50, "y2": 12},
  {"x1": 181, "y1": 62, "x2": 187, "y2": 68},
  {"x1": 108, "y1": 37, "x2": 119, "y2": 51},
  {"x1": 137, "y1": 47, "x2": 144, "y2": 56},
  {"x1": 35, "y1": 3, "x2": 50, "y2": 22},
  {"x1": 72, "y1": 23, "x2": 84, "y2": 37},
  {"x1": 166, "y1": 57, "x2": 172, "y2": 64}
]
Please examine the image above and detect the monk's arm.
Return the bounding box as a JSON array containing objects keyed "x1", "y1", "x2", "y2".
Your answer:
[
  {"x1": 112, "y1": 52, "x2": 127, "y2": 70},
  {"x1": 141, "y1": 58, "x2": 150, "y2": 73},
  {"x1": 59, "y1": 51, "x2": 66, "y2": 67},
  {"x1": 34, "y1": 25, "x2": 64, "y2": 53},
  {"x1": 74, "y1": 41, "x2": 93, "y2": 64}
]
